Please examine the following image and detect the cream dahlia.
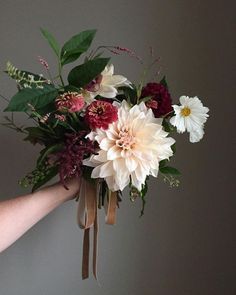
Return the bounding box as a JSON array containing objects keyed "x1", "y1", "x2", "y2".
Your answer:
[
  {"x1": 84, "y1": 101, "x2": 175, "y2": 191},
  {"x1": 84, "y1": 64, "x2": 131, "y2": 102},
  {"x1": 170, "y1": 96, "x2": 209, "y2": 143}
]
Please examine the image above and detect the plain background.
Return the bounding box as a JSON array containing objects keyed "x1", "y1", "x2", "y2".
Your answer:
[{"x1": 0, "y1": 0, "x2": 235, "y2": 294}]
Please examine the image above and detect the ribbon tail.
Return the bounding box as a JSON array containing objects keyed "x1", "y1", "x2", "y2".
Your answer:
[
  {"x1": 106, "y1": 191, "x2": 118, "y2": 225},
  {"x1": 82, "y1": 228, "x2": 90, "y2": 280},
  {"x1": 93, "y1": 205, "x2": 98, "y2": 280}
]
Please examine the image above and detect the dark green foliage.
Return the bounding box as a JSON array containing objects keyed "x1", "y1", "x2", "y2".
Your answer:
[
  {"x1": 40, "y1": 28, "x2": 60, "y2": 57},
  {"x1": 4, "y1": 85, "x2": 58, "y2": 112},
  {"x1": 68, "y1": 58, "x2": 110, "y2": 87},
  {"x1": 61, "y1": 30, "x2": 97, "y2": 65}
]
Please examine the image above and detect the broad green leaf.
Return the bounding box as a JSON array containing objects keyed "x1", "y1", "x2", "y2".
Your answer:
[
  {"x1": 159, "y1": 166, "x2": 181, "y2": 175},
  {"x1": 61, "y1": 29, "x2": 97, "y2": 66},
  {"x1": 4, "y1": 85, "x2": 58, "y2": 112},
  {"x1": 40, "y1": 28, "x2": 60, "y2": 57},
  {"x1": 68, "y1": 58, "x2": 110, "y2": 88}
]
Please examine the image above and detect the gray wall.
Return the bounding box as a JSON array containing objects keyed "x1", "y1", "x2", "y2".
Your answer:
[{"x1": 0, "y1": 0, "x2": 235, "y2": 294}]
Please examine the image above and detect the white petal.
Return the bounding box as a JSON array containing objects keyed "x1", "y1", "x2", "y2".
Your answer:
[
  {"x1": 102, "y1": 64, "x2": 114, "y2": 76},
  {"x1": 102, "y1": 75, "x2": 128, "y2": 87},
  {"x1": 99, "y1": 85, "x2": 117, "y2": 98},
  {"x1": 189, "y1": 128, "x2": 204, "y2": 143}
]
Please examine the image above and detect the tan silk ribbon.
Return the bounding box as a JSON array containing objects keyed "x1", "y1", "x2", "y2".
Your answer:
[
  {"x1": 77, "y1": 178, "x2": 98, "y2": 280},
  {"x1": 105, "y1": 190, "x2": 118, "y2": 225},
  {"x1": 77, "y1": 178, "x2": 118, "y2": 279}
]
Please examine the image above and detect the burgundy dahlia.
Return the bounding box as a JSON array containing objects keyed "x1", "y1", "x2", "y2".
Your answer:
[
  {"x1": 141, "y1": 82, "x2": 173, "y2": 117},
  {"x1": 85, "y1": 100, "x2": 118, "y2": 130},
  {"x1": 56, "y1": 131, "x2": 96, "y2": 188}
]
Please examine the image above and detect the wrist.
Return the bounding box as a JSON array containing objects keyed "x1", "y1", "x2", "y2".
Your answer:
[{"x1": 62, "y1": 177, "x2": 81, "y2": 202}]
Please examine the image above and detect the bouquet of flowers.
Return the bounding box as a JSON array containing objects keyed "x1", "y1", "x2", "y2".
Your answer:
[{"x1": 1, "y1": 29, "x2": 209, "y2": 279}]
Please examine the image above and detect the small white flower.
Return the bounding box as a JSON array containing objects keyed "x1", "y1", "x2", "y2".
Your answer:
[
  {"x1": 83, "y1": 64, "x2": 131, "y2": 102},
  {"x1": 170, "y1": 96, "x2": 209, "y2": 143}
]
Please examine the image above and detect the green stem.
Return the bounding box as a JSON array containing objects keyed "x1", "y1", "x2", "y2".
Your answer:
[
  {"x1": 0, "y1": 93, "x2": 9, "y2": 102},
  {"x1": 58, "y1": 60, "x2": 65, "y2": 87}
]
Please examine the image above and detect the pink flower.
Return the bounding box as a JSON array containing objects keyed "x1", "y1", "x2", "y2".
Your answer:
[
  {"x1": 85, "y1": 100, "x2": 118, "y2": 130},
  {"x1": 38, "y1": 56, "x2": 49, "y2": 70},
  {"x1": 55, "y1": 92, "x2": 85, "y2": 113}
]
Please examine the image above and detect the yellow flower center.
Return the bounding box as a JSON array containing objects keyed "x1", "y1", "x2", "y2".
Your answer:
[{"x1": 181, "y1": 107, "x2": 191, "y2": 117}]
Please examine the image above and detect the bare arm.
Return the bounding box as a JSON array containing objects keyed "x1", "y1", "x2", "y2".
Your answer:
[{"x1": 0, "y1": 178, "x2": 80, "y2": 253}]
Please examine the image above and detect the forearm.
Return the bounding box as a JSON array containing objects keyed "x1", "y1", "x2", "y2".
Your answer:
[{"x1": 0, "y1": 178, "x2": 80, "y2": 253}]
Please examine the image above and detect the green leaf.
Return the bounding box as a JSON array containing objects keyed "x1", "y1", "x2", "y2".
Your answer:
[
  {"x1": 159, "y1": 166, "x2": 181, "y2": 175},
  {"x1": 160, "y1": 76, "x2": 168, "y2": 89},
  {"x1": 159, "y1": 159, "x2": 168, "y2": 168},
  {"x1": 5, "y1": 62, "x2": 49, "y2": 88},
  {"x1": 23, "y1": 127, "x2": 47, "y2": 144},
  {"x1": 162, "y1": 118, "x2": 176, "y2": 132},
  {"x1": 138, "y1": 96, "x2": 152, "y2": 104},
  {"x1": 61, "y1": 29, "x2": 97, "y2": 66},
  {"x1": 171, "y1": 143, "x2": 176, "y2": 154},
  {"x1": 4, "y1": 85, "x2": 58, "y2": 112},
  {"x1": 118, "y1": 85, "x2": 137, "y2": 105},
  {"x1": 40, "y1": 28, "x2": 60, "y2": 57},
  {"x1": 68, "y1": 58, "x2": 110, "y2": 88},
  {"x1": 32, "y1": 166, "x2": 59, "y2": 192}
]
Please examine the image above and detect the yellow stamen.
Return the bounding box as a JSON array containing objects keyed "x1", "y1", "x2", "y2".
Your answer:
[{"x1": 181, "y1": 107, "x2": 191, "y2": 117}]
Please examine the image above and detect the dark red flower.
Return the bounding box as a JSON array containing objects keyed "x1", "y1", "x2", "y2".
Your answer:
[
  {"x1": 141, "y1": 82, "x2": 173, "y2": 117},
  {"x1": 56, "y1": 131, "x2": 96, "y2": 188},
  {"x1": 85, "y1": 100, "x2": 118, "y2": 130}
]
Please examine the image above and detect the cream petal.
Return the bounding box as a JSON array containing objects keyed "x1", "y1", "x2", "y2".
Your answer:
[
  {"x1": 105, "y1": 176, "x2": 118, "y2": 192},
  {"x1": 107, "y1": 145, "x2": 121, "y2": 160},
  {"x1": 93, "y1": 150, "x2": 108, "y2": 162},
  {"x1": 100, "y1": 137, "x2": 113, "y2": 151},
  {"x1": 115, "y1": 172, "x2": 130, "y2": 191},
  {"x1": 91, "y1": 161, "x2": 114, "y2": 178},
  {"x1": 131, "y1": 172, "x2": 143, "y2": 191},
  {"x1": 125, "y1": 157, "x2": 138, "y2": 172}
]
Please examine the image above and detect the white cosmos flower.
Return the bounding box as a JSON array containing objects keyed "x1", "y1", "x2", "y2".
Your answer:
[
  {"x1": 170, "y1": 96, "x2": 209, "y2": 143},
  {"x1": 84, "y1": 100, "x2": 175, "y2": 191},
  {"x1": 83, "y1": 64, "x2": 131, "y2": 102}
]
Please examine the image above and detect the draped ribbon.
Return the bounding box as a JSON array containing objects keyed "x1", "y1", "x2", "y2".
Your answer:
[
  {"x1": 77, "y1": 178, "x2": 118, "y2": 280},
  {"x1": 105, "y1": 190, "x2": 118, "y2": 225}
]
